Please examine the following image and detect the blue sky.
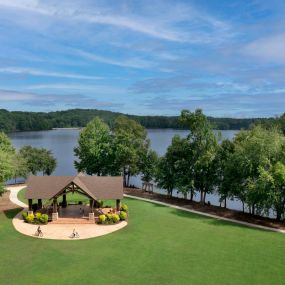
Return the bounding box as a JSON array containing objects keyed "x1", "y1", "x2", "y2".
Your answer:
[{"x1": 0, "y1": 0, "x2": 285, "y2": 117}]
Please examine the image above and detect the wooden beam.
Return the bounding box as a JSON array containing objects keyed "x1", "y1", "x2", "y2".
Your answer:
[
  {"x1": 28, "y1": 199, "x2": 33, "y2": 211},
  {"x1": 116, "y1": 199, "x2": 121, "y2": 211},
  {"x1": 89, "y1": 199, "x2": 94, "y2": 213}
]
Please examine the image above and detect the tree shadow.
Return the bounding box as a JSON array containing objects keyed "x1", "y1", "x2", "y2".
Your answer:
[
  {"x1": 169, "y1": 208, "x2": 274, "y2": 233},
  {"x1": 4, "y1": 208, "x2": 22, "y2": 219}
]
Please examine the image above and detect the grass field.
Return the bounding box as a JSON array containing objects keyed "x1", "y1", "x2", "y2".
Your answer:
[{"x1": 1, "y1": 190, "x2": 285, "y2": 285}]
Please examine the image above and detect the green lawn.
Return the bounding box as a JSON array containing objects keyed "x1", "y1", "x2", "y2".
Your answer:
[{"x1": 1, "y1": 193, "x2": 285, "y2": 285}]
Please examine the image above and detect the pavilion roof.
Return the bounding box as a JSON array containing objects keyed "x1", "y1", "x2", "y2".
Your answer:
[{"x1": 25, "y1": 175, "x2": 124, "y2": 200}]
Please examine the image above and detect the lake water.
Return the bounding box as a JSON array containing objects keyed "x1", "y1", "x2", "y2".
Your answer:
[{"x1": 8, "y1": 128, "x2": 250, "y2": 213}]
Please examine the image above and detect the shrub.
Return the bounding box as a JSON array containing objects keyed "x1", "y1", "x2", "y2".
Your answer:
[
  {"x1": 40, "y1": 214, "x2": 48, "y2": 224},
  {"x1": 106, "y1": 213, "x2": 113, "y2": 221},
  {"x1": 98, "y1": 214, "x2": 107, "y2": 224},
  {"x1": 120, "y1": 204, "x2": 128, "y2": 212},
  {"x1": 26, "y1": 214, "x2": 34, "y2": 223},
  {"x1": 35, "y1": 212, "x2": 41, "y2": 220},
  {"x1": 119, "y1": 211, "x2": 128, "y2": 221},
  {"x1": 112, "y1": 214, "x2": 120, "y2": 223},
  {"x1": 22, "y1": 212, "x2": 28, "y2": 220}
]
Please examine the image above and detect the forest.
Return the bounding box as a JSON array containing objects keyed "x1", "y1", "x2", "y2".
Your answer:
[{"x1": 0, "y1": 108, "x2": 272, "y2": 133}]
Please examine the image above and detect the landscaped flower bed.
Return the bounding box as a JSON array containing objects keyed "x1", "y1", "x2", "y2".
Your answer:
[
  {"x1": 97, "y1": 204, "x2": 128, "y2": 225},
  {"x1": 22, "y1": 212, "x2": 49, "y2": 224}
]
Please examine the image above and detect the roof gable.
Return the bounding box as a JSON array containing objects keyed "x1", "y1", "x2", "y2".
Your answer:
[{"x1": 25, "y1": 175, "x2": 124, "y2": 200}]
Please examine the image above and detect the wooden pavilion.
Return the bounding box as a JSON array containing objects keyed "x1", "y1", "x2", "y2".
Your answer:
[{"x1": 25, "y1": 175, "x2": 123, "y2": 221}]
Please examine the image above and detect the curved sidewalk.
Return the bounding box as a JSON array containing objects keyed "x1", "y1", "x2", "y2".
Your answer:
[
  {"x1": 124, "y1": 194, "x2": 285, "y2": 234},
  {"x1": 6, "y1": 185, "x2": 27, "y2": 208}
]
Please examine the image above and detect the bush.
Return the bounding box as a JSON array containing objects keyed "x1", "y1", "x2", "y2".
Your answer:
[
  {"x1": 40, "y1": 214, "x2": 48, "y2": 224},
  {"x1": 112, "y1": 214, "x2": 120, "y2": 223},
  {"x1": 98, "y1": 214, "x2": 107, "y2": 224},
  {"x1": 22, "y1": 212, "x2": 28, "y2": 220},
  {"x1": 106, "y1": 213, "x2": 113, "y2": 221},
  {"x1": 26, "y1": 214, "x2": 34, "y2": 223},
  {"x1": 35, "y1": 212, "x2": 41, "y2": 220},
  {"x1": 119, "y1": 211, "x2": 128, "y2": 221},
  {"x1": 120, "y1": 204, "x2": 128, "y2": 212}
]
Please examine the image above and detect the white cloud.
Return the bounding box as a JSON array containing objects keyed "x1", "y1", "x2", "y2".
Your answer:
[
  {"x1": 0, "y1": 89, "x2": 119, "y2": 108},
  {"x1": 0, "y1": 67, "x2": 102, "y2": 80},
  {"x1": 75, "y1": 50, "x2": 153, "y2": 69},
  {"x1": 243, "y1": 33, "x2": 285, "y2": 63},
  {"x1": 0, "y1": 0, "x2": 231, "y2": 44},
  {"x1": 26, "y1": 83, "x2": 126, "y2": 95}
]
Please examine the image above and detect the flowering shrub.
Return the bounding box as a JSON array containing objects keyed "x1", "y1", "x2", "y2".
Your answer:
[
  {"x1": 26, "y1": 214, "x2": 35, "y2": 223},
  {"x1": 119, "y1": 211, "x2": 128, "y2": 220},
  {"x1": 39, "y1": 214, "x2": 48, "y2": 224},
  {"x1": 97, "y1": 213, "x2": 124, "y2": 224},
  {"x1": 120, "y1": 204, "x2": 128, "y2": 212},
  {"x1": 22, "y1": 212, "x2": 48, "y2": 224},
  {"x1": 98, "y1": 214, "x2": 107, "y2": 224},
  {"x1": 112, "y1": 214, "x2": 120, "y2": 223}
]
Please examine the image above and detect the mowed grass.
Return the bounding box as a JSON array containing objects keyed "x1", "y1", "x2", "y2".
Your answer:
[{"x1": 1, "y1": 194, "x2": 285, "y2": 285}]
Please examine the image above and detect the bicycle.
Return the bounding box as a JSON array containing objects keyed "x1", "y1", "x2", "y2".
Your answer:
[
  {"x1": 35, "y1": 227, "x2": 43, "y2": 237},
  {"x1": 70, "y1": 229, "x2": 80, "y2": 239}
]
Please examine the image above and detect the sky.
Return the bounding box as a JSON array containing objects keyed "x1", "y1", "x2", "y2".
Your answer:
[{"x1": 0, "y1": 0, "x2": 285, "y2": 117}]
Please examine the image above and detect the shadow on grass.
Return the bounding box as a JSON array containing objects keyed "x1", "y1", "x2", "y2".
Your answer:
[
  {"x1": 169, "y1": 207, "x2": 276, "y2": 233},
  {"x1": 4, "y1": 208, "x2": 22, "y2": 219}
]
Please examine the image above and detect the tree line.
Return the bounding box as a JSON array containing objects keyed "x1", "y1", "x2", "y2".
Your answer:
[
  {"x1": 74, "y1": 111, "x2": 285, "y2": 221},
  {"x1": 0, "y1": 108, "x2": 271, "y2": 133},
  {"x1": 0, "y1": 134, "x2": 57, "y2": 194}
]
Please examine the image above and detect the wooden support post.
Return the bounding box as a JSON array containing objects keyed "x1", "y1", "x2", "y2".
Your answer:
[
  {"x1": 53, "y1": 198, "x2": 57, "y2": 213},
  {"x1": 28, "y1": 199, "x2": 33, "y2": 211},
  {"x1": 52, "y1": 197, "x2": 58, "y2": 221},
  {"x1": 62, "y1": 193, "x2": 67, "y2": 208},
  {"x1": 89, "y1": 199, "x2": 94, "y2": 213},
  {"x1": 38, "y1": 199, "x2": 42, "y2": 209},
  {"x1": 116, "y1": 199, "x2": 121, "y2": 211}
]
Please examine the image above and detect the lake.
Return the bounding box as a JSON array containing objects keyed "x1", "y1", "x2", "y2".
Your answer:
[{"x1": 8, "y1": 128, "x2": 250, "y2": 213}]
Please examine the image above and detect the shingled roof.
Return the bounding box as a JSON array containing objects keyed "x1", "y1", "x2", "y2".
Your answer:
[{"x1": 25, "y1": 175, "x2": 124, "y2": 200}]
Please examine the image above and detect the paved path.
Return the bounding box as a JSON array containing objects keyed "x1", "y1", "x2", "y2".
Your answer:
[
  {"x1": 124, "y1": 194, "x2": 285, "y2": 234},
  {"x1": 5, "y1": 184, "x2": 128, "y2": 240},
  {"x1": 6, "y1": 185, "x2": 27, "y2": 208}
]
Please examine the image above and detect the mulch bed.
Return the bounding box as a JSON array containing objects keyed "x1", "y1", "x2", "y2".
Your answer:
[
  {"x1": 124, "y1": 188, "x2": 285, "y2": 231},
  {"x1": 0, "y1": 191, "x2": 21, "y2": 211}
]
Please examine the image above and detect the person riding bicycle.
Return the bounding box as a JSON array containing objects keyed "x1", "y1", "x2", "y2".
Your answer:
[
  {"x1": 35, "y1": 226, "x2": 43, "y2": 237},
  {"x1": 71, "y1": 228, "x2": 79, "y2": 238}
]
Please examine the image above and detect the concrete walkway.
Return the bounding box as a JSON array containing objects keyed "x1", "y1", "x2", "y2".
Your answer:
[
  {"x1": 124, "y1": 194, "x2": 285, "y2": 234},
  {"x1": 6, "y1": 185, "x2": 27, "y2": 208},
  {"x1": 12, "y1": 211, "x2": 127, "y2": 240},
  {"x1": 5, "y1": 185, "x2": 128, "y2": 240}
]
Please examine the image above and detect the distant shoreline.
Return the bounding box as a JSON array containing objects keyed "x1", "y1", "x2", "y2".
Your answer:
[{"x1": 52, "y1": 127, "x2": 81, "y2": 130}]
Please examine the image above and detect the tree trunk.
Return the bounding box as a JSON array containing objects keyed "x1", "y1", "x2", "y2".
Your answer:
[
  {"x1": 203, "y1": 192, "x2": 207, "y2": 204},
  {"x1": 242, "y1": 201, "x2": 245, "y2": 213},
  {"x1": 190, "y1": 189, "x2": 194, "y2": 201},
  {"x1": 200, "y1": 191, "x2": 204, "y2": 204},
  {"x1": 184, "y1": 192, "x2": 187, "y2": 199},
  {"x1": 224, "y1": 199, "x2": 227, "y2": 209},
  {"x1": 252, "y1": 204, "x2": 255, "y2": 216},
  {"x1": 127, "y1": 173, "x2": 130, "y2": 187}
]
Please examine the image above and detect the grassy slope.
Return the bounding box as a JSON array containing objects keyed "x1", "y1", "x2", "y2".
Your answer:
[{"x1": 1, "y1": 196, "x2": 285, "y2": 285}]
